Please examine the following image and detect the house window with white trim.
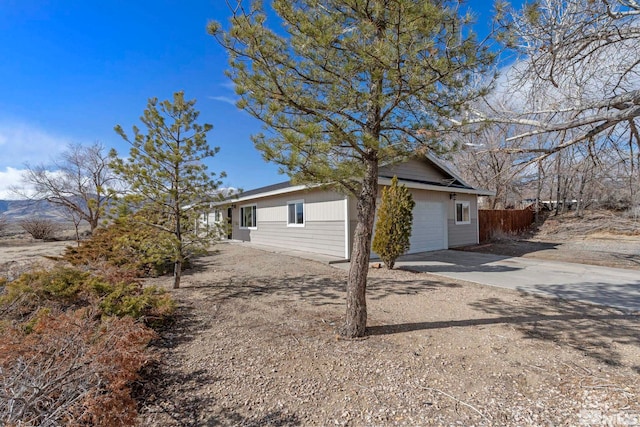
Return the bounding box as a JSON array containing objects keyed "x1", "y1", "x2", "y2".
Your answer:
[
  {"x1": 240, "y1": 204, "x2": 257, "y2": 228},
  {"x1": 455, "y1": 201, "x2": 470, "y2": 224},
  {"x1": 287, "y1": 200, "x2": 304, "y2": 226}
]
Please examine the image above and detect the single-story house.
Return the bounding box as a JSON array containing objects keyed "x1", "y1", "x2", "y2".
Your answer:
[{"x1": 214, "y1": 154, "x2": 494, "y2": 260}]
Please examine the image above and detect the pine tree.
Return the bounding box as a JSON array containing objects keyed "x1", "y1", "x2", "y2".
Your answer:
[
  {"x1": 372, "y1": 176, "x2": 414, "y2": 269},
  {"x1": 111, "y1": 91, "x2": 225, "y2": 289},
  {"x1": 211, "y1": 0, "x2": 493, "y2": 337}
]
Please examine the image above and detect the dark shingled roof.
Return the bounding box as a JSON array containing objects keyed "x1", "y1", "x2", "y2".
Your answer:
[
  {"x1": 378, "y1": 175, "x2": 474, "y2": 190},
  {"x1": 237, "y1": 180, "x2": 294, "y2": 198}
]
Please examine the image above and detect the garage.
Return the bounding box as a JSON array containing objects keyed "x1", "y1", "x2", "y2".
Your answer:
[{"x1": 408, "y1": 200, "x2": 447, "y2": 254}]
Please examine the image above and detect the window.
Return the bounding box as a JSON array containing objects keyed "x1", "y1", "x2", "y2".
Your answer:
[
  {"x1": 287, "y1": 200, "x2": 304, "y2": 226},
  {"x1": 213, "y1": 209, "x2": 222, "y2": 222},
  {"x1": 455, "y1": 201, "x2": 470, "y2": 224},
  {"x1": 240, "y1": 204, "x2": 257, "y2": 228}
]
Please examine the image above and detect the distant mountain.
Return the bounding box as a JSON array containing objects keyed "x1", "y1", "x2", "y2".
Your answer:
[{"x1": 0, "y1": 199, "x2": 67, "y2": 222}]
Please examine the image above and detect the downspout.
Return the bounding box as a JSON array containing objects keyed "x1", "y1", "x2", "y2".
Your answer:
[
  {"x1": 344, "y1": 196, "x2": 350, "y2": 260},
  {"x1": 475, "y1": 195, "x2": 480, "y2": 244}
]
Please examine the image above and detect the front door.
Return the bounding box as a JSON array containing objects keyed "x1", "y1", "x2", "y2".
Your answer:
[{"x1": 227, "y1": 207, "x2": 233, "y2": 239}]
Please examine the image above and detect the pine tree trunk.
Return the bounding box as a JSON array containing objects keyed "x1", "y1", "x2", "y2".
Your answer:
[
  {"x1": 173, "y1": 260, "x2": 182, "y2": 289},
  {"x1": 174, "y1": 200, "x2": 182, "y2": 289},
  {"x1": 342, "y1": 158, "x2": 378, "y2": 338},
  {"x1": 90, "y1": 217, "x2": 98, "y2": 232}
]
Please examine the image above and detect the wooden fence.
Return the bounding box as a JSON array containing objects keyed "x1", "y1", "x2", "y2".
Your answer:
[{"x1": 478, "y1": 206, "x2": 536, "y2": 243}]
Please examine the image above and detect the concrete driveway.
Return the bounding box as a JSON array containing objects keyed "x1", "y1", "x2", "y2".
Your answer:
[{"x1": 389, "y1": 250, "x2": 640, "y2": 313}]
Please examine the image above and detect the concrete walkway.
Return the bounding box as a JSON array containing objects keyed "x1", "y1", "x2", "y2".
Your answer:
[
  {"x1": 372, "y1": 250, "x2": 640, "y2": 313},
  {"x1": 226, "y1": 241, "x2": 346, "y2": 264}
]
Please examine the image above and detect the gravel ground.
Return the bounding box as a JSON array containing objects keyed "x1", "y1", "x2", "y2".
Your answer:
[
  {"x1": 462, "y1": 212, "x2": 640, "y2": 271},
  {"x1": 0, "y1": 239, "x2": 70, "y2": 280},
  {"x1": 137, "y1": 243, "x2": 640, "y2": 426}
]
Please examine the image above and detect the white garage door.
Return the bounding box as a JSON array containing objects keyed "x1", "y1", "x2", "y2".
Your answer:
[{"x1": 408, "y1": 201, "x2": 447, "y2": 254}]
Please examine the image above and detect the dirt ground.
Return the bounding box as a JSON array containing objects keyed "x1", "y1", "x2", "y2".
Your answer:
[
  {"x1": 0, "y1": 239, "x2": 71, "y2": 281},
  {"x1": 1, "y1": 222, "x2": 639, "y2": 426},
  {"x1": 136, "y1": 243, "x2": 640, "y2": 426},
  {"x1": 462, "y1": 212, "x2": 640, "y2": 271}
]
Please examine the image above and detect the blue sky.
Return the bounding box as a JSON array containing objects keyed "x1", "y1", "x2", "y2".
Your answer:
[{"x1": 0, "y1": 0, "x2": 502, "y2": 198}]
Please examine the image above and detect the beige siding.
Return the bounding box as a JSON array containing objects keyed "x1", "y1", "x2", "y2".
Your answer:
[
  {"x1": 447, "y1": 195, "x2": 479, "y2": 247},
  {"x1": 230, "y1": 183, "x2": 480, "y2": 259},
  {"x1": 251, "y1": 221, "x2": 345, "y2": 257},
  {"x1": 379, "y1": 158, "x2": 447, "y2": 182},
  {"x1": 412, "y1": 190, "x2": 448, "y2": 205},
  {"x1": 231, "y1": 188, "x2": 347, "y2": 258}
]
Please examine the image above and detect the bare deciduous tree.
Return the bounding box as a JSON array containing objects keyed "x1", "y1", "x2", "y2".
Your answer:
[
  {"x1": 20, "y1": 142, "x2": 118, "y2": 233},
  {"x1": 451, "y1": 124, "x2": 530, "y2": 209},
  {"x1": 455, "y1": 0, "x2": 640, "y2": 214},
  {"x1": 477, "y1": 0, "x2": 640, "y2": 156}
]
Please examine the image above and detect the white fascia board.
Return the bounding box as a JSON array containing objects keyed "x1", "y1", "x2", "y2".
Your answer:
[
  {"x1": 215, "y1": 184, "x2": 318, "y2": 205},
  {"x1": 378, "y1": 177, "x2": 496, "y2": 196},
  {"x1": 423, "y1": 152, "x2": 473, "y2": 189}
]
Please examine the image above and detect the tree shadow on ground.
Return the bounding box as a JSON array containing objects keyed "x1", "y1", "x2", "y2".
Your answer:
[
  {"x1": 613, "y1": 252, "x2": 640, "y2": 268},
  {"x1": 392, "y1": 249, "x2": 522, "y2": 274},
  {"x1": 136, "y1": 301, "x2": 301, "y2": 426},
  {"x1": 184, "y1": 248, "x2": 223, "y2": 275},
  {"x1": 399, "y1": 263, "x2": 521, "y2": 274},
  {"x1": 181, "y1": 269, "x2": 458, "y2": 307},
  {"x1": 151, "y1": 304, "x2": 207, "y2": 349},
  {"x1": 456, "y1": 240, "x2": 560, "y2": 258},
  {"x1": 519, "y1": 281, "x2": 640, "y2": 313},
  {"x1": 135, "y1": 302, "x2": 220, "y2": 425},
  {"x1": 369, "y1": 293, "x2": 640, "y2": 370}
]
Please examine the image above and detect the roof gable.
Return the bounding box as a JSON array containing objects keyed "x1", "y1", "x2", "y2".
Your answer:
[
  {"x1": 379, "y1": 154, "x2": 472, "y2": 189},
  {"x1": 225, "y1": 154, "x2": 485, "y2": 203}
]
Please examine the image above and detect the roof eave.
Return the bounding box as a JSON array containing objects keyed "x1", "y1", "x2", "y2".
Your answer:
[
  {"x1": 378, "y1": 176, "x2": 495, "y2": 196},
  {"x1": 213, "y1": 183, "x2": 320, "y2": 205}
]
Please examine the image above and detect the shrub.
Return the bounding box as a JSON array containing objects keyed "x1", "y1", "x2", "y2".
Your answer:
[
  {"x1": 0, "y1": 311, "x2": 155, "y2": 426},
  {"x1": 99, "y1": 282, "x2": 175, "y2": 324},
  {"x1": 63, "y1": 218, "x2": 178, "y2": 277},
  {"x1": 0, "y1": 267, "x2": 97, "y2": 319},
  {"x1": 0, "y1": 265, "x2": 174, "y2": 426},
  {"x1": 372, "y1": 176, "x2": 415, "y2": 269},
  {"x1": 0, "y1": 267, "x2": 175, "y2": 327},
  {"x1": 18, "y1": 217, "x2": 59, "y2": 240},
  {"x1": 0, "y1": 215, "x2": 8, "y2": 235}
]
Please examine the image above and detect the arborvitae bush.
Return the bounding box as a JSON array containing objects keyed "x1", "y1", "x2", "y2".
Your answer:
[{"x1": 372, "y1": 176, "x2": 415, "y2": 269}]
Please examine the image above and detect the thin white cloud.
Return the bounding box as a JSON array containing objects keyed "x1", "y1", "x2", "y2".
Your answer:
[
  {"x1": 0, "y1": 120, "x2": 71, "y2": 168},
  {"x1": 219, "y1": 81, "x2": 236, "y2": 91},
  {"x1": 209, "y1": 95, "x2": 239, "y2": 107},
  {"x1": 0, "y1": 167, "x2": 32, "y2": 199}
]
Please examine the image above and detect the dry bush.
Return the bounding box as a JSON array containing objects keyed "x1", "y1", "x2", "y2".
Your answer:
[
  {"x1": 0, "y1": 310, "x2": 155, "y2": 426},
  {"x1": 0, "y1": 215, "x2": 8, "y2": 235},
  {"x1": 63, "y1": 218, "x2": 178, "y2": 277},
  {"x1": 18, "y1": 217, "x2": 60, "y2": 240},
  {"x1": 0, "y1": 266, "x2": 175, "y2": 328},
  {"x1": 0, "y1": 265, "x2": 173, "y2": 426},
  {"x1": 0, "y1": 228, "x2": 177, "y2": 426}
]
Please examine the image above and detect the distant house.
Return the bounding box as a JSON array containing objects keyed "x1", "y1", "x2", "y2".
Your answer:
[{"x1": 216, "y1": 154, "x2": 494, "y2": 260}]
